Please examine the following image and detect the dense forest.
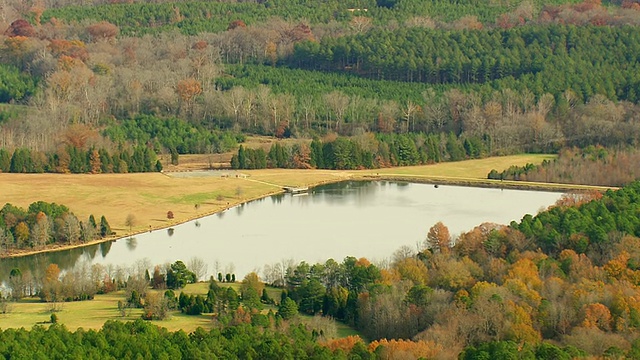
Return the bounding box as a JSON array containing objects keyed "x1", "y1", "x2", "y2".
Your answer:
[{"x1": 0, "y1": 0, "x2": 639, "y2": 173}]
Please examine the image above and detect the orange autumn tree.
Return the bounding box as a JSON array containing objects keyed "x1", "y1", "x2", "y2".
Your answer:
[
  {"x1": 41, "y1": 263, "x2": 62, "y2": 302},
  {"x1": 581, "y1": 303, "x2": 612, "y2": 331},
  {"x1": 322, "y1": 335, "x2": 364, "y2": 353},
  {"x1": 176, "y1": 78, "x2": 202, "y2": 114},
  {"x1": 425, "y1": 221, "x2": 451, "y2": 253},
  {"x1": 368, "y1": 339, "x2": 442, "y2": 359}
]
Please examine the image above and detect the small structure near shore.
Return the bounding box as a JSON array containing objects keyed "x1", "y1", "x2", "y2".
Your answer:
[{"x1": 283, "y1": 186, "x2": 309, "y2": 194}]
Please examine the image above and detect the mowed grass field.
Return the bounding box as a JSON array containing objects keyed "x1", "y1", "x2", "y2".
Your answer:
[
  {"x1": 0, "y1": 290, "x2": 212, "y2": 332},
  {"x1": 0, "y1": 154, "x2": 555, "y2": 244},
  {"x1": 0, "y1": 282, "x2": 357, "y2": 336}
]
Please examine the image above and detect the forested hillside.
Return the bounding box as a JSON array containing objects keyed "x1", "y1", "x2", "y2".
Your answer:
[{"x1": 0, "y1": 0, "x2": 638, "y2": 174}]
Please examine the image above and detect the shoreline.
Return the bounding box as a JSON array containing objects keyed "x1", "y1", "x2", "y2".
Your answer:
[{"x1": 1, "y1": 173, "x2": 617, "y2": 259}]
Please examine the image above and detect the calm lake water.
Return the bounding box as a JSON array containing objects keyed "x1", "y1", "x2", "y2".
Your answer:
[{"x1": 0, "y1": 181, "x2": 563, "y2": 282}]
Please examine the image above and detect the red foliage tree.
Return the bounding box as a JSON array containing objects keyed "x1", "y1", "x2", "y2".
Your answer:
[
  {"x1": 228, "y1": 20, "x2": 247, "y2": 30},
  {"x1": 5, "y1": 19, "x2": 35, "y2": 37},
  {"x1": 192, "y1": 40, "x2": 207, "y2": 50}
]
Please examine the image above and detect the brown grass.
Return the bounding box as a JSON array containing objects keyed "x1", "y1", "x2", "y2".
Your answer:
[{"x1": 354, "y1": 154, "x2": 557, "y2": 179}]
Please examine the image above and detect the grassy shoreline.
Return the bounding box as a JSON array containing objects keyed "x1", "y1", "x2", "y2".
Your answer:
[{"x1": 1, "y1": 154, "x2": 615, "y2": 259}]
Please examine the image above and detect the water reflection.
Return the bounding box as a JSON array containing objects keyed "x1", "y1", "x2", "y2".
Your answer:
[
  {"x1": 100, "y1": 241, "x2": 113, "y2": 258},
  {"x1": 1, "y1": 181, "x2": 563, "y2": 284},
  {"x1": 126, "y1": 237, "x2": 137, "y2": 251}
]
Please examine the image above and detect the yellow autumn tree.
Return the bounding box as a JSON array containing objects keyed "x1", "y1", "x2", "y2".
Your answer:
[{"x1": 394, "y1": 257, "x2": 429, "y2": 285}]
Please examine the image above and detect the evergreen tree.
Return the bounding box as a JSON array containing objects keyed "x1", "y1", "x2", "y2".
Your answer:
[
  {"x1": 277, "y1": 297, "x2": 298, "y2": 320},
  {"x1": 0, "y1": 148, "x2": 10, "y2": 172},
  {"x1": 237, "y1": 145, "x2": 246, "y2": 169},
  {"x1": 10, "y1": 148, "x2": 32, "y2": 173},
  {"x1": 100, "y1": 215, "x2": 112, "y2": 237}
]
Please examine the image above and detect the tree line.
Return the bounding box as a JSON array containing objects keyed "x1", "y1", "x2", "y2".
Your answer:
[
  {"x1": 4, "y1": 8, "x2": 640, "y2": 155},
  {"x1": 490, "y1": 146, "x2": 640, "y2": 187},
  {"x1": 231, "y1": 132, "x2": 483, "y2": 170},
  {"x1": 0, "y1": 144, "x2": 161, "y2": 173},
  {"x1": 37, "y1": 0, "x2": 618, "y2": 38},
  {"x1": 0, "y1": 201, "x2": 112, "y2": 254},
  {"x1": 0, "y1": 318, "x2": 376, "y2": 359}
]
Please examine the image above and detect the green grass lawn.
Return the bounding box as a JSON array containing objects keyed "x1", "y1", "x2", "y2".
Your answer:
[{"x1": 1, "y1": 282, "x2": 365, "y2": 339}]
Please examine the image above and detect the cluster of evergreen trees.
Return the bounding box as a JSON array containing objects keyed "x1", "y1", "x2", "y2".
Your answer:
[
  {"x1": 177, "y1": 281, "x2": 241, "y2": 316},
  {"x1": 291, "y1": 25, "x2": 640, "y2": 102},
  {"x1": 103, "y1": 115, "x2": 244, "y2": 155},
  {"x1": 0, "y1": 146, "x2": 161, "y2": 174},
  {"x1": 0, "y1": 202, "x2": 112, "y2": 253},
  {"x1": 0, "y1": 319, "x2": 373, "y2": 359},
  {"x1": 39, "y1": 0, "x2": 587, "y2": 37},
  {"x1": 0, "y1": 64, "x2": 37, "y2": 103},
  {"x1": 231, "y1": 132, "x2": 483, "y2": 170},
  {"x1": 514, "y1": 181, "x2": 640, "y2": 257}
]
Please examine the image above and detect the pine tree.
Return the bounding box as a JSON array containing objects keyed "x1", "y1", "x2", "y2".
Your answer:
[{"x1": 100, "y1": 215, "x2": 112, "y2": 237}]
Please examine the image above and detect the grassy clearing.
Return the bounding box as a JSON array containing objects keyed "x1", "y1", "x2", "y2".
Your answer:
[
  {"x1": 336, "y1": 321, "x2": 365, "y2": 340},
  {"x1": 0, "y1": 282, "x2": 364, "y2": 338},
  {"x1": 0, "y1": 292, "x2": 144, "y2": 331},
  {"x1": 354, "y1": 154, "x2": 557, "y2": 179}
]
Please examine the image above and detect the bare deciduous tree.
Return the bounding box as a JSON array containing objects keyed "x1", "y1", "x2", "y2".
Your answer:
[{"x1": 188, "y1": 257, "x2": 208, "y2": 281}]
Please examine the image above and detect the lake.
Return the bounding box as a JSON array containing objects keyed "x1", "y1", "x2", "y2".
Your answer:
[{"x1": 0, "y1": 181, "x2": 563, "y2": 282}]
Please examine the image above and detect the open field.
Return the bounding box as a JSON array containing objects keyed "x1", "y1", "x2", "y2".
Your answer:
[
  {"x1": 1, "y1": 153, "x2": 616, "y2": 259},
  {"x1": 0, "y1": 282, "x2": 364, "y2": 339},
  {"x1": 0, "y1": 284, "x2": 229, "y2": 332}
]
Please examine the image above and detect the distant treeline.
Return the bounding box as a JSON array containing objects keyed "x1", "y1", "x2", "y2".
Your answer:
[
  {"x1": 0, "y1": 145, "x2": 161, "y2": 174},
  {"x1": 489, "y1": 146, "x2": 640, "y2": 187},
  {"x1": 231, "y1": 132, "x2": 484, "y2": 170}
]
